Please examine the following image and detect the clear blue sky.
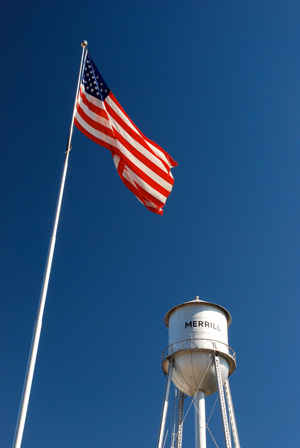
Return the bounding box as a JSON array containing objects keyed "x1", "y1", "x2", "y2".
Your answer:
[{"x1": 1, "y1": 1, "x2": 300, "y2": 446}]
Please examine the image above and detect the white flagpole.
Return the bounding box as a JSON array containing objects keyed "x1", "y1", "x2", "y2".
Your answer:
[{"x1": 12, "y1": 40, "x2": 88, "y2": 448}]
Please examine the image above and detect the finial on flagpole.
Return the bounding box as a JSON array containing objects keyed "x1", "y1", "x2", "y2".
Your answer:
[{"x1": 81, "y1": 40, "x2": 88, "y2": 48}]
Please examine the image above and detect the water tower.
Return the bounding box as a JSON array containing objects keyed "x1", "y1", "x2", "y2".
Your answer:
[{"x1": 157, "y1": 297, "x2": 240, "y2": 448}]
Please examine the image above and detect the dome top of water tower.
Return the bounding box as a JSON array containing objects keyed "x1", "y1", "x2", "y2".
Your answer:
[{"x1": 164, "y1": 296, "x2": 232, "y2": 328}]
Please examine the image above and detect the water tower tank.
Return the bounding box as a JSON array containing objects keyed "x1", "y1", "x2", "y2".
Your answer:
[{"x1": 162, "y1": 298, "x2": 236, "y2": 397}]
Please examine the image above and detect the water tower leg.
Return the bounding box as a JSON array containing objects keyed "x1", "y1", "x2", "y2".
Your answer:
[
  {"x1": 157, "y1": 360, "x2": 174, "y2": 448},
  {"x1": 214, "y1": 355, "x2": 232, "y2": 448},
  {"x1": 194, "y1": 390, "x2": 206, "y2": 448},
  {"x1": 175, "y1": 391, "x2": 185, "y2": 448},
  {"x1": 224, "y1": 380, "x2": 241, "y2": 448}
]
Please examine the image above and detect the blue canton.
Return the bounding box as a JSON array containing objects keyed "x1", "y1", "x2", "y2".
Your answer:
[{"x1": 82, "y1": 54, "x2": 110, "y2": 101}]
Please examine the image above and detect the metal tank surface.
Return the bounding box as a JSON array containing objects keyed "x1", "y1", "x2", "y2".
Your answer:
[{"x1": 162, "y1": 297, "x2": 236, "y2": 396}]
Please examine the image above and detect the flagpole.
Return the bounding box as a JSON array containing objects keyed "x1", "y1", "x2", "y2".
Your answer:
[{"x1": 12, "y1": 40, "x2": 88, "y2": 448}]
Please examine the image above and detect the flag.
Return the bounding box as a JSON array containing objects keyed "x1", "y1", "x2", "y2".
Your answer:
[{"x1": 74, "y1": 52, "x2": 177, "y2": 215}]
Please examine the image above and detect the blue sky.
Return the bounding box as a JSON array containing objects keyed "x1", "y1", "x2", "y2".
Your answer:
[{"x1": 1, "y1": 1, "x2": 300, "y2": 446}]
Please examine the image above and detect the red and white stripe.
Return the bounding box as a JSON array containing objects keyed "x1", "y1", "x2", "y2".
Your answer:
[{"x1": 74, "y1": 85, "x2": 177, "y2": 214}]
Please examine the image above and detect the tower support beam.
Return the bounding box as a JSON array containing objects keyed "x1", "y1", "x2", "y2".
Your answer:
[
  {"x1": 194, "y1": 390, "x2": 206, "y2": 448},
  {"x1": 175, "y1": 391, "x2": 185, "y2": 448},
  {"x1": 214, "y1": 354, "x2": 232, "y2": 448},
  {"x1": 224, "y1": 379, "x2": 240, "y2": 448},
  {"x1": 157, "y1": 360, "x2": 173, "y2": 448}
]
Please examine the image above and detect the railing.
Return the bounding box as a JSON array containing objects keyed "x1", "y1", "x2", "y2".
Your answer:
[{"x1": 161, "y1": 338, "x2": 236, "y2": 363}]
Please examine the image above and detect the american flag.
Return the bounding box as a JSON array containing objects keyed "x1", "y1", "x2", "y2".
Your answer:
[{"x1": 74, "y1": 52, "x2": 177, "y2": 215}]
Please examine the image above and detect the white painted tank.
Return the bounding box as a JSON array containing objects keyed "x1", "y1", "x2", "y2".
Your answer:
[{"x1": 162, "y1": 298, "x2": 236, "y2": 397}]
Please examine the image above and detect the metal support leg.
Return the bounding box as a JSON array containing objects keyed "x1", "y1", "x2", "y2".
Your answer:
[
  {"x1": 214, "y1": 355, "x2": 232, "y2": 448},
  {"x1": 175, "y1": 391, "x2": 185, "y2": 448},
  {"x1": 224, "y1": 380, "x2": 241, "y2": 448},
  {"x1": 157, "y1": 360, "x2": 174, "y2": 448},
  {"x1": 194, "y1": 390, "x2": 206, "y2": 448}
]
